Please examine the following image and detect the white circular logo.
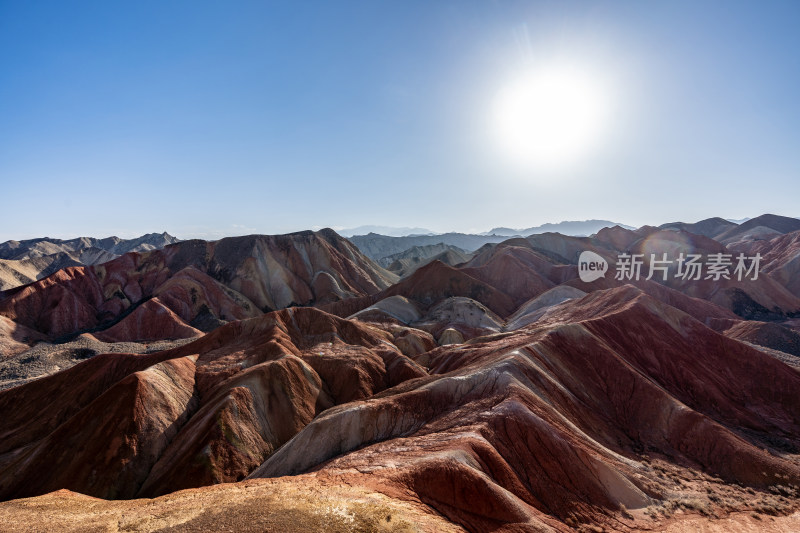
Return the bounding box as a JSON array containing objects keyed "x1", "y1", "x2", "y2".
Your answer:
[{"x1": 578, "y1": 251, "x2": 608, "y2": 282}]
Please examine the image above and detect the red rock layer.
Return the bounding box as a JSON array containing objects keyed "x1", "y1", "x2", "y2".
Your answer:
[
  {"x1": 322, "y1": 260, "x2": 521, "y2": 319},
  {"x1": 253, "y1": 286, "x2": 800, "y2": 531},
  {"x1": 2, "y1": 287, "x2": 799, "y2": 531},
  {"x1": 742, "y1": 230, "x2": 800, "y2": 298},
  {"x1": 93, "y1": 298, "x2": 202, "y2": 342}
]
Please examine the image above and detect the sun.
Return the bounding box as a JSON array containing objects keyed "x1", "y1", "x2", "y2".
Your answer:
[{"x1": 490, "y1": 64, "x2": 610, "y2": 171}]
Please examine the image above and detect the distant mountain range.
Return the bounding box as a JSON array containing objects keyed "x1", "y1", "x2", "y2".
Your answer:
[
  {"x1": 347, "y1": 232, "x2": 512, "y2": 262},
  {"x1": 4, "y1": 216, "x2": 797, "y2": 292},
  {"x1": 347, "y1": 220, "x2": 634, "y2": 261},
  {"x1": 338, "y1": 226, "x2": 436, "y2": 237},
  {"x1": 658, "y1": 214, "x2": 800, "y2": 246},
  {"x1": 0, "y1": 232, "x2": 179, "y2": 291},
  {"x1": 341, "y1": 220, "x2": 632, "y2": 238},
  {"x1": 0, "y1": 232, "x2": 179, "y2": 261},
  {"x1": 481, "y1": 219, "x2": 635, "y2": 237},
  {"x1": 348, "y1": 215, "x2": 800, "y2": 264}
]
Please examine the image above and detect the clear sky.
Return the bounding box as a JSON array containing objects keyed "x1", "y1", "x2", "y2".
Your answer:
[{"x1": 1, "y1": 0, "x2": 798, "y2": 241}]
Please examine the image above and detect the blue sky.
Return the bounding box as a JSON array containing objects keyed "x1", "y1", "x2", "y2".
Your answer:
[{"x1": 1, "y1": 0, "x2": 798, "y2": 241}]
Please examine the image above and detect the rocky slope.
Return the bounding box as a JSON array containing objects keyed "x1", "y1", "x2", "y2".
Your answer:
[
  {"x1": 381, "y1": 243, "x2": 473, "y2": 278},
  {"x1": 2, "y1": 286, "x2": 799, "y2": 532},
  {"x1": 658, "y1": 217, "x2": 738, "y2": 239},
  {"x1": 254, "y1": 286, "x2": 800, "y2": 531},
  {"x1": 736, "y1": 230, "x2": 800, "y2": 298},
  {"x1": 714, "y1": 214, "x2": 800, "y2": 246},
  {"x1": 0, "y1": 306, "x2": 424, "y2": 501},
  {"x1": 0, "y1": 478, "x2": 459, "y2": 533}
]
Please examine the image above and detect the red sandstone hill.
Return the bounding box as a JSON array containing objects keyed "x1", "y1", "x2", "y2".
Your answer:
[
  {"x1": 739, "y1": 230, "x2": 800, "y2": 298},
  {"x1": 321, "y1": 229, "x2": 783, "y2": 334},
  {"x1": 2, "y1": 286, "x2": 800, "y2": 531},
  {"x1": 0, "y1": 229, "x2": 396, "y2": 346},
  {"x1": 312, "y1": 230, "x2": 799, "y2": 362},
  {"x1": 252, "y1": 286, "x2": 800, "y2": 531},
  {"x1": 8, "y1": 223, "x2": 796, "y2": 357},
  {"x1": 722, "y1": 320, "x2": 800, "y2": 358},
  {"x1": 715, "y1": 214, "x2": 800, "y2": 245},
  {"x1": 594, "y1": 224, "x2": 644, "y2": 250},
  {"x1": 321, "y1": 259, "x2": 520, "y2": 320},
  {"x1": 0, "y1": 306, "x2": 424, "y2": 501},
  {"x1": 484, "y1": 227, "x2": 800, "y2": 320}
]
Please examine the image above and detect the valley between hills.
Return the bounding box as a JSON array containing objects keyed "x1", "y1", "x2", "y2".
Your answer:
[{"x1": 2, "y1": 215, "x2": 800, "y2": 532}]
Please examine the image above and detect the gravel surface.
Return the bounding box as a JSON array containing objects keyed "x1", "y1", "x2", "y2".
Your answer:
[{"x1": 0, "y1": 335, "x2": 194, "y2": 391}]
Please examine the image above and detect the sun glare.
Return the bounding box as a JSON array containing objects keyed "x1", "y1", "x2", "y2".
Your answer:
[{"x1": 491, "y1": 64, "x2": 610, "y2": 171}]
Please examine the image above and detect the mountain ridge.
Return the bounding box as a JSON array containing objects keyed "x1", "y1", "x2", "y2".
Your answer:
[{"x1": 0, "y1": 233, "x2": 181, "y2": 292}]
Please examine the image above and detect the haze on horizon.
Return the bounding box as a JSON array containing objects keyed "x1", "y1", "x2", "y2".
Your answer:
[{"x1": 1, "y1": 1, "x2": 799, "y2": 242}]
